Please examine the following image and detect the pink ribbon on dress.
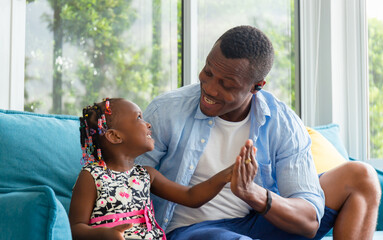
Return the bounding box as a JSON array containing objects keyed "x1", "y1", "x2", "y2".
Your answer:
[{"x1": 90, "y1": 209, "x2": 150, "y2": 229}]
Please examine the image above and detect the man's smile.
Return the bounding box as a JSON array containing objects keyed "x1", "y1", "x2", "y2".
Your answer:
[{"x1": 204, "y1": 96, "x2": 216, "y2": 105}]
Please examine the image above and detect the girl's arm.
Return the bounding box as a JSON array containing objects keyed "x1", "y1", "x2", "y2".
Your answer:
[
  {"x1": 68, "y1": 170, "x2": 132, "y2": 240},
  {"x1": 146, "y1": 164, "x2": 233, "y2": 208}
]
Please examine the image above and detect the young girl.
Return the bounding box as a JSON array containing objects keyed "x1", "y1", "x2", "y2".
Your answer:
[{"x1": 69, "y1": 98, "x2": 254, "y2": 240}]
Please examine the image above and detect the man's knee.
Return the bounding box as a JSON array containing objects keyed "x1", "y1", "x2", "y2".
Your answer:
[
  {"x1": 345, "y1": 161, "x2": 381, "y2": 204},
  {"x1": 320, "y1": 161, "x2": 380, "y2": 210}
]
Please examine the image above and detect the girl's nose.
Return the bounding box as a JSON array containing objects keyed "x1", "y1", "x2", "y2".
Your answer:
[{"x1": 146, "y1": 122, "x2": 151, "y2": 129}]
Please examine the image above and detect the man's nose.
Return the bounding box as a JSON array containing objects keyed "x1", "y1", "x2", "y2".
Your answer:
[{"x1": 202, "y1": 78, "x2": 218, "y2": 97}]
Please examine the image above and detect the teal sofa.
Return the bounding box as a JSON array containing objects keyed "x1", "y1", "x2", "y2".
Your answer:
[{"x1": 0, "y1": 109, "x2": 382, "y2": 239}]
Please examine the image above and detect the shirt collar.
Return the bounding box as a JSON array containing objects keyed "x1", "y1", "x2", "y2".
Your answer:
[
  {"x1": 195, "y1": 103, "x2": 211, "y2": 120},
  {"x1": 251, "y1": 91, "x2": 271, "y2": 126}
]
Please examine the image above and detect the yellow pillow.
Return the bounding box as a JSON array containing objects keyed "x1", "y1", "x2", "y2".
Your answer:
[{"x1": 306, "y1": 127, "x2": 347, "y2": 174}]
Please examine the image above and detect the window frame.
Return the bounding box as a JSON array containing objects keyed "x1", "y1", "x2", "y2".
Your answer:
[
  {"x1": 0, "y1": 0, "x2": 25, "y2": 110},
  {"x1": 182, "y1": 0, "x2": 198, "y2": 86}
]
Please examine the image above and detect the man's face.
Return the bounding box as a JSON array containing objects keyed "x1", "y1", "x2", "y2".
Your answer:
[{"x1": 199, "y1": 42, "x2": 257, "y2": 122}]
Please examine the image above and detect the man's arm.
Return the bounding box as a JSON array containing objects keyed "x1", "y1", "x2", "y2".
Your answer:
[{"x1": 231, "y1": 140, "x2": 319, "y2": 238}]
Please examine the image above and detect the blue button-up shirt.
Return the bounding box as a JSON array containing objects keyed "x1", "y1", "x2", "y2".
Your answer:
[{"x1": 137, "y1": 83, "x2": 325, "y2": 231}]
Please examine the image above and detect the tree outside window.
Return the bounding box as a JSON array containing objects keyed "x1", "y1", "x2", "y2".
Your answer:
[
  {"x1": 367, "y1": 0, "x2": 383, "y2": 159},
  {"x1": 24, "y1": 0, "x2": 297, "y2": 117}
]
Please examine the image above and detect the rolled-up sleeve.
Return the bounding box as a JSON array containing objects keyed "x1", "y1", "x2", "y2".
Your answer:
[{"x1": 274, "y1": 111, "x2": 325, "y2": 223}]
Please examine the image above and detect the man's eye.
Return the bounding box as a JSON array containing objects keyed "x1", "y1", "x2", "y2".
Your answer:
[{"x1": 205, "y1": 70, "x2": 212, "y2": 77}]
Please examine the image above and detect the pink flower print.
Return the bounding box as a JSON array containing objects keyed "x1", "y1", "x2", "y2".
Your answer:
[
  {"x1": 103, "y1": 175, "x2": 109, "y2": 180},
  {"x1": 95, "y1": 180, "x2": 102, "y2": 189},
  {"x1": 97, "y1": 198, "x2": 107, "y2": 207},
  {"x1": 107, "y1": 196, "x2": 116, "y2": 203},
  {"x1": 115, "y1": 187, "x2": 131, "y2": 204},
  {"x1": 129, "y1": 178, "x2": 144, "y2": 191}
]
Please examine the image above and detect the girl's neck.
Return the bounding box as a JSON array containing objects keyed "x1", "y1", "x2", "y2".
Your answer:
[{"x1": 104, "y1": 157, "x2": 135, "y2": 173}]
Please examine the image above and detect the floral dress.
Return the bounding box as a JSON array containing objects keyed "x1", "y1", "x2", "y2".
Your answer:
[{"x1": 83, "y1": 163, "x2": 165, "y2": 240}]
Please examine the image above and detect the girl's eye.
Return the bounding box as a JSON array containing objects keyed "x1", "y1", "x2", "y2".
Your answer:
[{"x1": 137, "y1": 115, "x2": 142, "y2": 120}]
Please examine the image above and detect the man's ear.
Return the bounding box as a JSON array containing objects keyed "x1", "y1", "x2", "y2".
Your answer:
[
  {"x1": 251, "y1": 80, "x2": 266, "y2": 94},
  {"x1": 104, "y1": 129, "x2": 123, "y2": 144}
]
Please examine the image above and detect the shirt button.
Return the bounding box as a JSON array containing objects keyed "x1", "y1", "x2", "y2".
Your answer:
[
  {"x1": 208, "y1": 120, "x2": 213, "y2": 125},
  {"x1": 201, "y1": 138, "x2": 205, "y2": 143},
  {"x1": 189, "y1": 165, "x2": 194, "y2": 170},
  {"x1": 164, "y1": 219, "x2": 168, "y2": 223}
]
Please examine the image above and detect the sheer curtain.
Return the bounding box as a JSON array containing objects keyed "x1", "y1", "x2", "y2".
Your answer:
[{"x1": 300, "y1": 0, "x2": 369, "y2": 161}]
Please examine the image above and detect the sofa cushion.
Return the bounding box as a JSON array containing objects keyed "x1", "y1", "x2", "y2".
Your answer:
[
  {"x1": 0, "y1": 110, "x2": 82, "y2": 212},
  {"x1": 0, "y1": 186, "x2": 71, "y2": 240},
  {"x1": 307, "y1": 127, "x2": 347, "y2": 174},
  {"x1": 313, "y1": 123, "x2": 349, "y2": 160}
]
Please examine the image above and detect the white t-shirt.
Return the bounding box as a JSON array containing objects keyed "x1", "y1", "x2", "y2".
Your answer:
[{"x1": 166, "y1": 113, "x2": 252, "y2": 233}]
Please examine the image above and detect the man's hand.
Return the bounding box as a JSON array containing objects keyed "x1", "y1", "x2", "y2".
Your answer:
[{"x1": 230, "y1": 139, "x2": 259, "y2": 202}]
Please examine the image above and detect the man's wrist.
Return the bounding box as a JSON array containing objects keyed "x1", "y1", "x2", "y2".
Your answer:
[{"x1": 254, "y1": 189, "x2": 272, "y2": 215}]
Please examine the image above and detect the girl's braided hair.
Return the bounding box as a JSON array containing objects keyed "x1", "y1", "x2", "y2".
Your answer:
[{"x1": 79, "y1": 98, "x2": 115, "y2": 168}]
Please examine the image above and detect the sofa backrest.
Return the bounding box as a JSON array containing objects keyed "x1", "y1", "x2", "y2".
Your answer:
[{"x1": 0, "y1": 109, "x2": 82, "y2": 213}]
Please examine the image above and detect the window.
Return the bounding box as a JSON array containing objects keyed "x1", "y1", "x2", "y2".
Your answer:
[
  {"x1": 21, "y1": 0, "x2": 296, "y2": 114},
  {"x1": 367, "y1": 0, "x2": 383, "y2": 160},
  {"x1": 24, "y1": 0, "x2": 181, "y2": 115}
]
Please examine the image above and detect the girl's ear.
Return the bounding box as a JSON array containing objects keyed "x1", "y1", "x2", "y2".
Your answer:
[{"x1": 104, "y1": 129, "x2": 122, "y2": 144}]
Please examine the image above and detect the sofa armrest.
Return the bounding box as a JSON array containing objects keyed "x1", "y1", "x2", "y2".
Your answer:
[{"x1": 0, "y1": 185, "x2": 72, "y2": 240}]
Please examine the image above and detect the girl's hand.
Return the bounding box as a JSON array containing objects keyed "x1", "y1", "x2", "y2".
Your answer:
[
  {"x1": 101, "y1": 223, "x2": 133, "y2": 240},
  {"x1": 113, "y1": 223, "x2": 133, "y2": 236},
  {"x1": 230, "y1": 139, "x2": 258, "y2": 201},
  {"x1": 221, "y1": 163, "x2": 234, "y2": 183}
]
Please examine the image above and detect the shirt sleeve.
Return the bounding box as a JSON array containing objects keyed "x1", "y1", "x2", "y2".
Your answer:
[{"x1": 274, "y1": 109, "x2": 325, "y2": 223}]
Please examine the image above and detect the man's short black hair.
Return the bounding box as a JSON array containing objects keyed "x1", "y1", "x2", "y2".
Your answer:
[{"x1": 218, "y1": 25, "x2": 274, "y2": 83}]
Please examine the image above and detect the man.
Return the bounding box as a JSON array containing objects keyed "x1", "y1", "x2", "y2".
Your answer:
[{"x1": 137, "y1": 25, "x2": 380, "y2": 239}]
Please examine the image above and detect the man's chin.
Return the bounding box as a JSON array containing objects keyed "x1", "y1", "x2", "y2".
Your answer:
[{"x1": 200, "y1": 105, "x2": 219, "y2": 117}]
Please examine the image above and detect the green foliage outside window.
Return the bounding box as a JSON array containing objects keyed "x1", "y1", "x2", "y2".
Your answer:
[
  {"x1": 368, "y1": 18, "x2": 383, "y2": 159},
  {"x1": 259, "y1": 0, "x2": 296, "y2": 111},
  {"x1": 24, "y1": 0, "x2": 297, "y2": 116},
  {"x1": 25, "y1": 0, "x2": 179, "y2": 115}
]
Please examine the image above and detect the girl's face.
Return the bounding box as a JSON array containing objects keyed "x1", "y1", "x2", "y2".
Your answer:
[{"x1": 113, "y1": 100, "x2": 154, "y2": 155}]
